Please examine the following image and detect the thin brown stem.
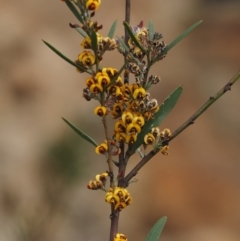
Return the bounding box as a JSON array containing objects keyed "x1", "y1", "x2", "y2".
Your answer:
[
  {"x1": 125, "y1": 0, "x2": 131, "y2": 38},
  {"x1": 124, "y1": 0, "x2": 131, "y2": 84},
  {"x1": 123, "y1": 150, "x2": 156, "y2": 187},
  {"x1": 169, "y1": 69, "x2": 240, "y2": 142},
  {"x1": 110, "y1": 208, "x2": 120, "y2": 241},
  {"x1": 118, "y1": 142, "x2": 125, "y2": 185},
  {"x1": 102, "y1": 116, "x2": 114, "y2": 187}
]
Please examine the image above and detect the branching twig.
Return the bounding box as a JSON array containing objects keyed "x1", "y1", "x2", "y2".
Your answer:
[
  {"x1": 169, "y1": 70, "x2": 240, "y2": 142},
  {"x1": 122, "y1": 70, "x2": 240, "y2": 186}
]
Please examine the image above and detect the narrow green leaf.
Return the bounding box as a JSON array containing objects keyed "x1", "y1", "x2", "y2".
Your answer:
[
  {"x1": 42, "y1": 40, "x2": 87, "y2": 72},
  {"x1": 123, "y1": 21, "x2": 147, "y2": 54},
  {"x1": 108, "y1": 20, "x2": 118, "y2": 38},
  {"x1": 75, "y1": 27, "x2": 87, "y2": 38},
  {"x1": 145, "y1": 216, "x2": 167, "y2": 241},
  {"x1": 130, "y1": 86, "x2": 183, "y2": 154},
  {"x1": 148, "y1": 20, "x2": 154, "y2": 41},
  {"x1": 90, "y1": 31, "x2": 98, "y2": 51},
  {"x1": 154, "y1": 20, "x2": 202, "y2": 61},
  {"x1": 117, "y1": 36, "x2": 130, "y2": 52},
  {"x1": 65, "y1": 0, "x2": 84, "y2": 24},
  {"x1": 62, "y1": 117, "x2": 98, "y2": 147}
]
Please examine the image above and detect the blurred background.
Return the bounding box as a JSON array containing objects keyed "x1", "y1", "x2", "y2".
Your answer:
[{"x1": 0, "y1": 0, "x2": 240, "y2": 241}]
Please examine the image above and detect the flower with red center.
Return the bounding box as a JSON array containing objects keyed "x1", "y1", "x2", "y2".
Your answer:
[
  {"x1": 115, "y1": 132, "x2": 127, "y2": 143},
  {"x1": 114, "y1": 233, "x2": 128, "y2": 241},
  {"x1": 144, "y1": 133, "x2": 155, "y2": 145},
  {"x1": 87, "y1": 180, "x2": 102, "y2": 190},
  {"x1": 108, "y1": 85, "x2": 122, "y2": 97},
  {"x1": 126, "y1": 123, "x2": 141, "y2": 134},
  {"x1": 132, "y1": 87, "x2": 146, "y2": 99},
  {"x1": 151, "y1": 127, "x2": 160, "y2": 137},
  {"x1": 81, "y1": 37, "x2": 92, "y2": 49},
  {"x1": 95, "y1": 72, "x2": 110, "y2": 87},
  {"x1": 122, "y1": 111, "x2": 133, "y2": 125},
  {"x1": 126, "y1": 134, "x2": 137, "y2": 144},
  {"x1": 95, "y1": 142, "x2": 108, "y2": 154},
  {"x1": 160, "y1": 128, "x2": 172, "y2": 139},
  {"x1": 102, "y1": 67, "x2": 118, "y2": 78},
  {"x1": 78, "y1": 51, "x2": 95, "y2": 66},
  {"x1": 86, "y1": 0, "x2": 101, "y2": 11},
  {"x1": 85, "y1": 77, "x2": 95, "y2": 87},
  {"x1": 112, "y1": 103, "x2": 123, "y2": 119},
  {"x1": 132, "y1": 114, "x2": 145, "y2": 127},
  {"x1": 161, "y1": 145, "x2": 169, "y2": 155},
  {"x1": 149, "y1": 99, "x2": 159, "y2": 113},
  {"x1": 87, "y1": 172, "x2": 108, "y2": 190},
  {"x1": 89, "y1": 83, "x2": 103, "y2": 94},
  {"x1": 94, "y1": 106, "x2": 107, "y2": 116},
  {"x1": 114, "y1": 120, "x2": 126, "y2": 133}
]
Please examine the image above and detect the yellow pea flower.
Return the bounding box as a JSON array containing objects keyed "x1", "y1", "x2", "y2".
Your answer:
[
  {"x1": 86, "y1": 0, "x2": 101, "y2": 11},
  {"x1": 78, "y1": 51, "x2": 95, "y2": 66},
  {"x1": 95, "y1": 143, "x2": 108, "y2": 154},
  {"x1": 94, "y1": 106, "x2": 107, "y2": 116}
]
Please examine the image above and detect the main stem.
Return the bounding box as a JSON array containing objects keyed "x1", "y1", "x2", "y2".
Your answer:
[
  {"x1": 124, "y1": 0, "x2": 131, "y2": 84},
  {"x1": 109, "y1": 1, "x2": 131, "y2": 241}
]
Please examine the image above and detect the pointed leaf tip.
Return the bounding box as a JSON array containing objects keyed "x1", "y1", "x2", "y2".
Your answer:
[
  {"x1": 148, "y1": 20, "x2": 154, "y2": 41},
  {"x1": 108, "y1": 20, "x2": 118, "y2": 38},
  {"x1": 145, "y1": 216, "x2": 167, "y2": 241},
  {"x1": 62, "y1": 117, "x2": 98, "y2": 147},
  {"x1": 154, "y1": 20, "x2": 202, "y2": 61}
]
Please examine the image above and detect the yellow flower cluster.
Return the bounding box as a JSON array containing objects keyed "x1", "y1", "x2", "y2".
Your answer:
[
  {"x1": 89, "y1": 76, "x2": 161, "y2": 148},
  {"x1": 87, "y1": 172, "x2": 108, "y2": 190},
  {"x1": 111, "y1": 84, "x2": 160, "y2": 144},
  {"x1": 114, "y1": 233, "x2": 128, "y2": 241},
  {"x1": 127, "y1": 22, "x2": 166, "y2": 62},
  {"x1": 72, "y1": 6, "x2": 169, "y2": 154},
  {"x1": 105, "y1": 187, "x2": 132, "y2": 211},
  {"x1": 81, "y1": 34, "x2": 117, "y2": 52},
  {"x1": 144, "y1": 127, "x2": 172, "y2": 155}
]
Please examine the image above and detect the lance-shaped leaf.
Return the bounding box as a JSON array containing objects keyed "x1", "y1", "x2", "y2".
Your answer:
[
  {"x1": 123, "y1": 21, "x2": 147, "y2": 54},
  {"x1": 42, "y1": 40, "x2": 87, "y2": 72},
  {"x1": 90, "y1": 31, "x2": 98, "y2": 51},
  {"x1": 129, "y1": 86, "x2": 183, "y2": 154},
  {"x1": 75, "y1": 26, "x2": 87, "y2": 38},
  {"x1": 154, "y1": 20, "x2": 202, "y2": 62},
  {"x1": 62, "y1": 118, "x2": 98, "y2": 147},
  {"x1": 65, "y1": 0, "x2": 84, "y2": 24},
  {"x1": 145, "y1": 216, "x2": 167, "y2": 241},
  {"x1": 117, "y1": 36, "x2": 130, "y2": 52},
  {"x1": 69, "y1": 23, "x2": 87, "y2": 38},
  {"x1": 108, "y1": 20, "x2": 118, "y2": 38},
  {"x1": 148, "y1": 20, "x2": 154, "y2": 41}
]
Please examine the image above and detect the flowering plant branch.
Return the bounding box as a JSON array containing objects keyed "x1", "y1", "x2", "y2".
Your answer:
[{"x1": 43, "y1": 1, "x2": 240, "y2": 241}]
